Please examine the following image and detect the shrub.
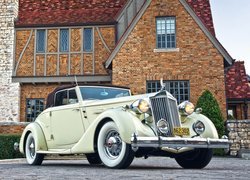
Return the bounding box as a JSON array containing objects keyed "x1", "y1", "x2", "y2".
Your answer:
[
  {"x1": 0, "y1": 134, "x2": 24, "y2": 160},
  {"x1": 195, "y1": 90, "x2": 225, "y2": 138}
]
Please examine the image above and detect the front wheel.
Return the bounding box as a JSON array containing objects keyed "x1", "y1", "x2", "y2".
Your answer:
[
  {"x1": 175, "y1": 148, "x2": 213, "y2": 169},
  {"x1": 97, "y1": 121, "x2": 134, "y2": 169},
  {"x1": 25, "y1": 133, "x2": 44, "y2": 165}
]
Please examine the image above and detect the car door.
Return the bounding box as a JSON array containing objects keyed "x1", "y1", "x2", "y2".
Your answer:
[{"x1": 48, "y1": 89, "x2": 85, "y2": 149}]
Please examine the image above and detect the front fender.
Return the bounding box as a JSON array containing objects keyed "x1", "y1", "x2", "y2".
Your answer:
[
  {"x1": 19, "y1": 122, "x2": 48, "y2": 154},
  {"x1": 71, "y1": 108, "x2": 155, "y2": 154},
  {"x1": 182, "y1": 113, "x2": 219, "y2": 139}
]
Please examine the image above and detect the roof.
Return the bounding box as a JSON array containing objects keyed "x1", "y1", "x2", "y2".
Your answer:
[
  {"x1": 226, "y1": 61, "x2": 250, "y2": 99},
  {"x1": 16, "y1": 0, "x2": 215, "y2": 31},
  {"x1": 45, "y1": 84, "x2": 130, "y2": 108},
  {"x1": 15, "y1": 0, "x2": 128, "y2": 27},
  {"x1": 186, "y1": 0, "x2": 215, "y2": 36}
]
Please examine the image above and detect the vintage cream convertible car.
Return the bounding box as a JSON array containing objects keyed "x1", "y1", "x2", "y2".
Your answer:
[{"x1": 17, "y1": 83, "x2": 229, "y2": 169}]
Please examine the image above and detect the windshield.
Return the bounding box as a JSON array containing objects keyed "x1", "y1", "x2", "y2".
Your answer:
[{"x1": 80, "y1": 87, "x2": 130, "y2": 100}]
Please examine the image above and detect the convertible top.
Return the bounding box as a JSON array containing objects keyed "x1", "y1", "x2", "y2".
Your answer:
[{"x1": 45, "y1": 84, "x2": 130, "y2": 108}]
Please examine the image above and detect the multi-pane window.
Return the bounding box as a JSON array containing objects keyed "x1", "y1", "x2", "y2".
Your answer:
[
  {"x1": 156, "y1": 17, "x2": 176, "y2": 49},
  {"x1": 26, "y1": 99, "x2": 44, "y2": 122},
  {"x1": 60, "y1": 29, "x2": 69, "y2": 52},
  {"x1": 147, "y1": 81, "x2": 189, "y2": 104},
  {"x1": 84, "y1": 28, "x2": 93, "y2": 52},
  {"x1": 36, "y1": 30, "x2": 46, "y2": 53}
]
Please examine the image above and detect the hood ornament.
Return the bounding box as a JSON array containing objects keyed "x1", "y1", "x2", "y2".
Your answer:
[{"x1": 160, "y1": 78, "x2": 166, "y2": 91}]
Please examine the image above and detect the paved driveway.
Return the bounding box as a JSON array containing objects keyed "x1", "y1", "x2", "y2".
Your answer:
[{"x1": 0, "y1": 157, "x2": 249, "y2": 180}]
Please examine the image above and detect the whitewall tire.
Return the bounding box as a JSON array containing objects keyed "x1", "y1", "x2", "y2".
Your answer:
[
  {"x1": 25, "y1": 133, "x2": 44, "y2": 165},
  {"x1": 97, "y1": 121, "x2": 134, "y2": 169}
]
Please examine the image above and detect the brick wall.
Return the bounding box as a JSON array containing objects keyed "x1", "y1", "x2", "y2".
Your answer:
[
  {"x1": 227, "y1": 120, "x2": 250, "y2": 156},
  {"x1": 112, "y1": 0, "x2": 227, "y2": 117},
  {"x1": 0, "y1": 0, "x2": 20, "y2": 122},
  {"x1": 0, "y1": 122, "x2": 28, "y2": 134}
]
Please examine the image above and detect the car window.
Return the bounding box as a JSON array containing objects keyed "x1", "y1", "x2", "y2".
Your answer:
[
  {"x1": 68, "y1": 89, "x2": 78, "y2": 104},
  {"x1": 54, "y1": 89, "x2": 78, "y2": 106},
  {"x1": 80, "y1": 87, "x2": 130, "y2": 100}
]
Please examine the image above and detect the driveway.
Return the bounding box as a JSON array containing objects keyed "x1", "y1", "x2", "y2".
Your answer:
[{"x1": 0, "y1": 156, "x2": 249, "y2": 180}]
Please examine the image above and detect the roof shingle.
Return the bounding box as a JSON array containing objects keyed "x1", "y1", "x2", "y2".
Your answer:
[
  {"x1": 16, "y1": 0, "x2": 215, "y2": 35},
  {"x1": 226, "y1": 61, "x2": 250, "y2": 99},
  {"x1": 186, "y1": 0, "x2": 215, "y2": 36},
  {"x1": 15, "y1": 0, "x2": 128, "y2": 27}
]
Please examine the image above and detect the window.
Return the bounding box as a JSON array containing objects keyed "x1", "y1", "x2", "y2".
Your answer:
[
  {"x1": 55, "y1": 89, "x2": 78, "y2": 106},
  {"x1": 156, "y1": 17, "x2": 176, "y2": 49},
  {"x1": 26, "y1": 99, "x2": 44, "y2": 122},
  {"x1": 147, "y1": 81, "x2": 189, "y2": 104},
  {"x1": 83, "y1": 28, "x2": 93, "y2": 52},
  {"x1": 36, "y1": 30, "x2": 46, "y2": 53},
  {"x1": 80, "y1": 87, "x2": 130, "y2": 100},
  {"x1": 60, "y1": 29, "x2": 69, "y2": 52}
]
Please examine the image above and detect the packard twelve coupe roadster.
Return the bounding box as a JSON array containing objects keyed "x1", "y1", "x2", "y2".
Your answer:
[{"x1": 16, "y1": 83, "x2": 229, "y2": 169}]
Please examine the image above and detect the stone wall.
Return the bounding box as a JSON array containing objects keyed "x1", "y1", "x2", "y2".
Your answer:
[
  {"x1": 0, "y1": 0, "x2": 20, "y2": 122},
  {"x1": 227, "y1": 120, "x2": 250, "y2": 156}
]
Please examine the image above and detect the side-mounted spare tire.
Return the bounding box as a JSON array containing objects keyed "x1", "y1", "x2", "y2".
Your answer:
[{"x1": 97, "y1": 121, "x2": 134, "y2": 169}]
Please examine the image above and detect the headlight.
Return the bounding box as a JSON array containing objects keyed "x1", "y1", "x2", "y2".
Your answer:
[
  {"x1": 131, "y1": 99, "x2": 151, "y2": 114},
  {"x1": 157, "y1": 119, "x2": 170, "y2": 134},
  {"x1": 178, "y1": 101, "x2": 195, "y2": 116},
  {"x1": 193, "y1": 120, "x2": 205, "y2": 135}
]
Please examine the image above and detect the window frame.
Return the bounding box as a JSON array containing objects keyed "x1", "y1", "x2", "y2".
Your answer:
[
  {"x1": 54, "y1": 88, "x2": 78, "y2": 107},
  {"x1": 26, "y1": 98, "x2": 45, "y2": 122},
  {"x1": 146, "y1": 80, "x2": 190, "y2": 104},
  {"x1": 156, "y1": 16, "x2": 177, "y2": 49}
]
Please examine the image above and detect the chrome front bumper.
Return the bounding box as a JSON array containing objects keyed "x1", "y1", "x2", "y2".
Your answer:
[{"x1": 131, "y1": 134, "x2": 230, "y2": 150}]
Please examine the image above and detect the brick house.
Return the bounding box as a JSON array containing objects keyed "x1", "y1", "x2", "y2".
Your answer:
[
  {"x1": 12, "y1": 0, "x2": 233, "y2": 122},
  {"x1": 226, "y1": 61, "x2": 250, "y2": 120}
]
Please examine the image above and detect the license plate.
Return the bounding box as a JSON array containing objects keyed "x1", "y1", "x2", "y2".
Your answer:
[{"x1": 173, "y1": 127, "x2": 190, "y2": 136}]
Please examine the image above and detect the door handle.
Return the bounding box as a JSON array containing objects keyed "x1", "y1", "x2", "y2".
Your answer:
[{"x1": 72, "y1": 108, "x2": 80, "y2": 112}]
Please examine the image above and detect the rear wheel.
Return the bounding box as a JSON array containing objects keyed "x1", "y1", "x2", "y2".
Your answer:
[
  {"x1": 86, "y1": 153, "x2": 102, "y2": 165},
  {"x1": 175, "y1": 148, "x2": 213, "y2": 169},
  {"x1": 97, "y1": 121, "x2": 134, "y2": 169},
  {"x1": 25, "y1": 133, "x2": 44, "y2": 165}
]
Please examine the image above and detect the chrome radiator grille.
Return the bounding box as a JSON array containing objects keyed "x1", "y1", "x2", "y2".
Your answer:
[{"x1": 150, "y1": 94, "x2": 181, "y2": 136}]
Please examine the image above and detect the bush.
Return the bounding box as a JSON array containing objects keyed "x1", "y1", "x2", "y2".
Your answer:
[
  {"x1": 0, "y1": 134, "x2": 24, "y2": 160},
  {"x1": 195, "y1": 90, "x2": 225, "y2": 138}
]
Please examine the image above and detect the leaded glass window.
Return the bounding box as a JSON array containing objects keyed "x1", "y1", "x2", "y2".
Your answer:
[
  {"x1": 147, "y1": 81, "x2": 190, "y2": 104},
  {"x1": 36, "y1": 30, "x2": 45, "y2": 53},
  {"x1": 156, "y1": 17, "x2": 176, "y2": 49},
  {"x1": 84, "y1": 28, "x2": 93, "y2": 52},
  {"x1": 26, "y1": 99, "x2": 44, "y2": 122},
  {"x1": 60, "y1": 29, "x2": 69, "y2": 52}
]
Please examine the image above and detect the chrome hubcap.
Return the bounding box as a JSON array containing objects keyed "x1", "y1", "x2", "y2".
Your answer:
[
  {"x1": 28, "y1": 139, "x2": 35, "y2": 158},
  {"x1": 104, "y1": 130, "x2": 122, "y2": 159}
]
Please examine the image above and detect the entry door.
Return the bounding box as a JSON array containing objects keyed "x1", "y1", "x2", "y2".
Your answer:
[
  {"x1": 49, "y1": 104, "x2": 84, "y2": 149},
  {"x1": 48, "y1": 89, "x2": 84, "y2": 149}
]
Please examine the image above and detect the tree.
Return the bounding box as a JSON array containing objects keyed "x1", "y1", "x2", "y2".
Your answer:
[{"x1": 195, "y1": 90, "x2": 225, "y2": 138}]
